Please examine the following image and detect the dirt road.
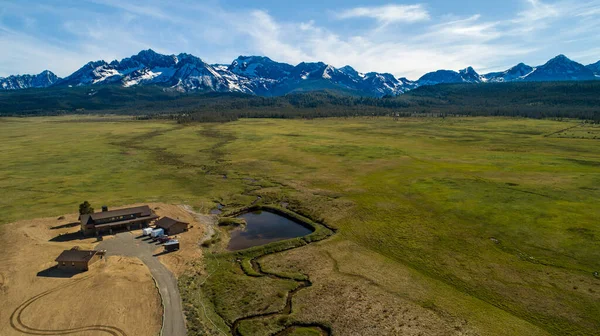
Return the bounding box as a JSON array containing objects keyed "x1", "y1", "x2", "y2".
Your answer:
[{"x1": 98, "y1": 232, "x2": 187, "y2": 336}]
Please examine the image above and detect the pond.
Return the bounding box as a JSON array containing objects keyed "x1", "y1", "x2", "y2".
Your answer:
[{"x1": 227, "y1": 210, "x2": 314, "y2": 251}]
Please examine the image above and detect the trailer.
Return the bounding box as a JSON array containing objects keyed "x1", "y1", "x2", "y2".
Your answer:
[
  {"x1": 142, "y1": 227, "x2": 153, "y2": 236},
  {"x1": 164, "y1": 240, "x2": 180, "y2": 252},
  {"x1": 151, "y1": 228, "x2": 164, "y2": 239}
]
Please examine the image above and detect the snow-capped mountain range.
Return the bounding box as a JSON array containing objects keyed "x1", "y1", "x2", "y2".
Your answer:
[
  {"x1": 1, "y1": 50, "x2": 599, "y2": 97},
  {"x1": 0, "y1": 70, "x2": 58, "y2": 90}
]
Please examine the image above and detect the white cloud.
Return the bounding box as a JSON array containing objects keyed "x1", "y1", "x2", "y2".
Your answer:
[
  {"x1": 520, "y1": 0, "x2": 560, "y2": 21},
  {"x1": 0, "y1": 25, "x2": 93, "y2": 77},
  {"x1": 1, "y1": 0, "x2": 599, "y2": 79},
  {"x1": 425, "y1": 15, "x2": 501, "y2": 41},
  {"x1": 336, "y1": 4, "x2": 430, "y2": 25}
]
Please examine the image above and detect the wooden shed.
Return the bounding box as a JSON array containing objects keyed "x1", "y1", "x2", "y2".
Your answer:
[
  {"x1": 55, "y1": 247, "x2": 103, "y2": 271},
  {"x1": 155, "y1": 217, "x2": 189, "y2": 235}
]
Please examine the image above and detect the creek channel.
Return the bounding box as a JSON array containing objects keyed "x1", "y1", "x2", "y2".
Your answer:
[{"x1": 223, "y1": 208, "x2": 335, "y2": 336}]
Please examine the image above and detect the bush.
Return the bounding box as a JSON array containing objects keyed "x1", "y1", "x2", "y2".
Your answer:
[{"x1": 79, "y1": 201, "x2": 94, "y2": 215}]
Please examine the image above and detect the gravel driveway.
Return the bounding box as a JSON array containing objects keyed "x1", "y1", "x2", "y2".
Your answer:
[{"x1": 98, "y1": 232, "x2": 187, "y2": 336}]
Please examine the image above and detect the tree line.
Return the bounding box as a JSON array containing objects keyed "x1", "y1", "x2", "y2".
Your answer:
[{"x1": 1, "y1": 81, "x2": 599, "y2": 122}]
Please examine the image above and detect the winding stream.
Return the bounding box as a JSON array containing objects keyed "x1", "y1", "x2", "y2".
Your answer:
[{"x1": 231, "y1": 258, "x2": 331, "y2": 336}]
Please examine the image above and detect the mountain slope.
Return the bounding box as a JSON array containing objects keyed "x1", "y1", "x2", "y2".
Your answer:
[
  {"x1": 417, "y1": 67, "x2": 483, "y2": 86},
  {"x1": 3, "y1": 51, "x2": 599, "y2": 96},
  {"x1": 521, "y1": 55, "x2": 596, "y2": 82},
  {"x1": 586, "y1": 61, "x2": 600, "y2": 77},
  {"x1": 483, "y1": 63, "x2": 535, "y2": 82},
  {"x1": 54, "y1": 50, "x2": 254, "y2": 94},
  {"x1": 0, "y1": 70, "x2": 59, "y2": 90}
]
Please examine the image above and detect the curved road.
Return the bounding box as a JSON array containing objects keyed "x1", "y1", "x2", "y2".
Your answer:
[{"x1": 98, "y1": 232, "x2": 187, "y2": 336}]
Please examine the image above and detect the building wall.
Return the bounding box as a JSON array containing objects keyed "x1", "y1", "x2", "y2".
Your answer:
[
  {"x1": 166, "y1": 222, "x2": 188, "y2": 235},
  {"x1": 88, "y1": 253, "x2": 101, "y2": 267},
  {"x1": 56, "y1": 254, "x2": 101, "y2": 271},
  {"x1": 57, "y1": 260, "x2": 89, "y2": 271},
  {"x1": 82, "y1": 219, "x2": 150, "y2": 236}
]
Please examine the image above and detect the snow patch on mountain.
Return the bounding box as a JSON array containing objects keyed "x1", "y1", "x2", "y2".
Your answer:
[
  {"x1": 4, "y1": 51, "x2": 599, "y2": 96},
  {"x1": 0, "y1": 70, "x2": 59, "y2": 90},
  {"x1": 483, "y1": 63, "x2": 535, "y2": 82},
  {"x1": 521, "y1": 55, "x2": 596, "y2": 82}
]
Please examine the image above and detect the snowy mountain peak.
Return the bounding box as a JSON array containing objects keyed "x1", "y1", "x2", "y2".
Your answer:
[
  {"x1": 523, "y1": 54, "x2": 595, "y2": 82},
  {"x1": 459, "y1": 67, "x2": 483, "y2": 82},
  {"x1": 460, "y1": 66, "x2": 476, "y2": 74},
  {"x1": 2, "y1": 50, "x2": 599, "y2": 95},
  {"x1": 228, "y1": 55, "x2": 293, "y2": 80},
  {"x1": 322, "y1": 65, "x2": 335, "y2": 79},
  {"x1": 339, "y1": 65, "x2": 364, "y2": 79},
  {"x1": 0, "y1": 70, "x2": 59, "y2": 90},
  {"x1": 418, "y1": 68, "x2": 482, "y2": 86},
  {"x1": 131, "y1": 49, "x2": 178, "y2": 68},
  {"x1": 483, "y1": 63, "x2": 535, "y2": 82}
]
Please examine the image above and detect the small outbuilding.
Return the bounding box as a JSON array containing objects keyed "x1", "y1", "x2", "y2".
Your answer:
[
  {"x1": 55, "y1": 247, "x2": 103, "y2": 271},
  {"x1": 155, "y1": 217, "x2": 189, "y2": 235}
]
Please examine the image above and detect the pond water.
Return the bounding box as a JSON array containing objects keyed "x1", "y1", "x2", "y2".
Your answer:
[
  {"x1": 210, "y1": 203, "x2": 224, "y2": 215},
  {"x1": 227, "y1": 210, "x2": 314, "y2": 251}
]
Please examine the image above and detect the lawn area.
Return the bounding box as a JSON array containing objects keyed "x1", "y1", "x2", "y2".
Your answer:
[{"x1": 1, "y1": 116, "x2": 599, "y2": 335}]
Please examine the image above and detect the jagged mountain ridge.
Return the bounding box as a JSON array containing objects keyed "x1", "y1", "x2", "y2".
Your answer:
[
  {"x1": 586, "y1": 61, "x2": 600, "y2": 76},
  {"x1": 523, "y1": 55, "x2": 596, "y2": 82},
  {"x1": 0, "y1": 70, "x2": 58, "y2": 90},
  {"x1": 1, "y1": 50, "x2": 599, "y2": 96},
  {"x1": 483, "y1": 63, "x2": 535, "y2": 82}
]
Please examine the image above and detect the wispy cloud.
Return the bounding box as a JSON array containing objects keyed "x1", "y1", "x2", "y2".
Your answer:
[
  {"x1": 0, "y1": 0, "x2": 599, "y2": 79},
  {"x1": 336, "y1": 4, "x2": 430, "y2": 25}
]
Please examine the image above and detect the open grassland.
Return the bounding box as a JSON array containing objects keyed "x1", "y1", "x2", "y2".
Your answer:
[{"x1": 1, "y1": 116, "x2": 599, "y2": 335}]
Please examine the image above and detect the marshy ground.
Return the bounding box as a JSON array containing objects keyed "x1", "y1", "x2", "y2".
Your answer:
[{"x1": 1, "y1": 116, "x2": 599, "y2": 335}]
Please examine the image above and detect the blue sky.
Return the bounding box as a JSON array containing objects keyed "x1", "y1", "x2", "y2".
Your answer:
[{"x1": 1, "y1": 0, "x2": 600, "y2": 79}]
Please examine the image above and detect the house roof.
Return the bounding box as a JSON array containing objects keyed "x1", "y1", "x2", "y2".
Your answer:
[
  {"x1": 55, "y1": 248, "x2": 98, "y2": 263},
  {"x1": 93, "y1": 214, "x2": 159, "y2": 228},
  {"x1": 155, "y1": 217, "x2": 189, "y2": 230},
  {"x1": 80, "y1": 214, "x2": 91, "y2": 225},
  {"x1": 87, "y1": 205, "x2": 153, "y2": 221}
]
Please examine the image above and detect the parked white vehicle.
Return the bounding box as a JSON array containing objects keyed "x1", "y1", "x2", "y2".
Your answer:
[
  {"x1": 142, "y1": 227, "x2": 153, "y2": 236},
  {"x1": 151, "y1": 228, "x2": 164, "y2": 238}
]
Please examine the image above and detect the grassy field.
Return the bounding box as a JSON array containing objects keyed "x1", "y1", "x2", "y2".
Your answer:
[{"x1": 1, "y1": 116, "x2": 599, "y2": 335}]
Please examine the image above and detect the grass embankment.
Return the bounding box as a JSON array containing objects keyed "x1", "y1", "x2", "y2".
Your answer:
[
  {"x1": 181, "y1": 204, "x2": 335, "y2": 335},
  {"x1": 1, "y1": 116, "x2": 599, "y2": 335}
]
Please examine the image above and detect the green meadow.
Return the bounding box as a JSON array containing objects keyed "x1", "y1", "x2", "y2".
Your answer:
[{"x1": 1, "y1": 116, "x2": 599, "y2": 335}]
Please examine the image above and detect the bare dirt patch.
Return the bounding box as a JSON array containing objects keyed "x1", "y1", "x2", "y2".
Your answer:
[
  {"x1": 150, "y1": 204, "x2": 206, "y2": 277},
  {"x1": 0, "y1": 205, "x2": 173, "y2": 336}
]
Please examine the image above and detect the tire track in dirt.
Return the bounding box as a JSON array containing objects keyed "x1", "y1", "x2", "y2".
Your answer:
[
  {"x1": 10, "y1": 274, "x2": 127, "y2": 336},
  {"x1": 0, "y1": 272, "x2": 6, "y2": 293}
]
